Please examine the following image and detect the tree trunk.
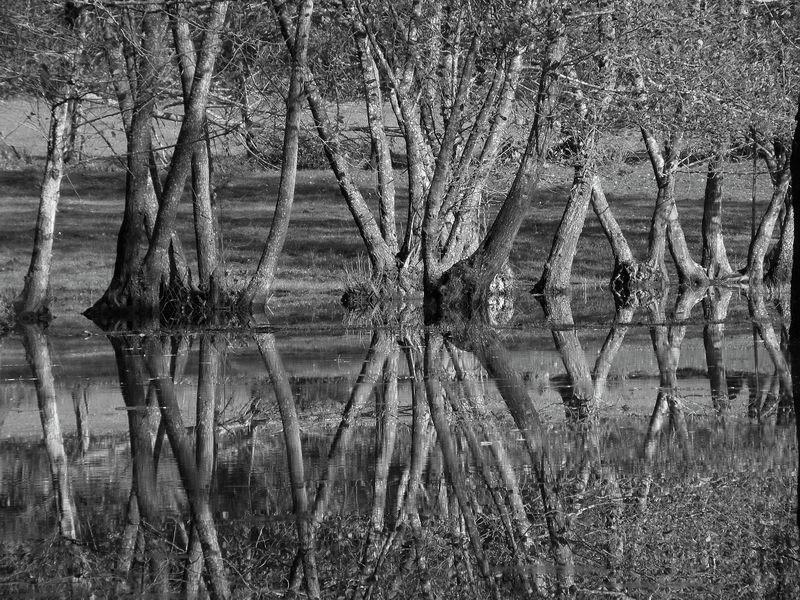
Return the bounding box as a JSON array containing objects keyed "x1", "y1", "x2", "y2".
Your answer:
[
  {"x1": 534, "y1": 161, "x2": 594, "y2": 295},
  {"x1": 434, "y1": 17, "x2": 565, "y2": 318},
  {"x1": 240, "y1": 0, "x2": 314, "y2": 309},
  {"x1": 701, "y1": 155, "x2": 733, "y2": 278},
  {"x1": 15, "y1": 100, "x2": 72, "y2": 318},
  {"x1": 137, "y1": 3, "x2": 229, "y2": 311},
  {"x1": 272, "y1": 0, "x2": 396, "y2": 279},
  {"x1": 767, "y1": 195, "x2": 793, "y2": 285},
  {"x1": 172, "y1": 3, "x2": 223, "y2": 301},
  {"x1": 748, "y1": 169, "x2": 791, "y2": 286}
]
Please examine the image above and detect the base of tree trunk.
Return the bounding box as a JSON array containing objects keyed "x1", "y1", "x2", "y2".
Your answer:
[
  {"x1": 428, "y1": 259, "x2": 514, "y2": 326},
  {"x1": 610, "y1": 261, "x2": 666, "y2": 308},
  {"x1": 85, "y1": 279, "x2": 235, "y2": 329}
]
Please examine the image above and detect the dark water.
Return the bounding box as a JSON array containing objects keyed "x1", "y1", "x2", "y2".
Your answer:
[{"x1": 1, "y1": 290, "x2": 798, "y2": 599}]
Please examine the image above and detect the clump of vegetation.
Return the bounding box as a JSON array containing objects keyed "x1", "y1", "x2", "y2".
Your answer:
[{"x1": 0, "y1": 294, "x2": 13, "y2": 334}]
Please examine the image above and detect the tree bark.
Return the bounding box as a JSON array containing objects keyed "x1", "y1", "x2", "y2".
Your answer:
[
  {"x1": 748, "y1": 168, "x2": 790, "y2": 286},
  {"x1": 767, "y1": 197, "x2": 793, "y2": 285},
  {"x1": 788, "y1": 95, "x2": 800, "y2": 532},
  {"x1": 240, "y1": 0, "x2": 314, "y2": 308},
  {"x1": 701, "y1": 155, "x2": 733, "y2": 278},
  {"x1": 15, "y1": 99, "x2": 73, "y2": 317},
  {"x1": 703, "y1": 288, "x2": 732, "y2": 414},
  {"x1": 172, "y1": 2, "x2": 223, "y2": 301}
]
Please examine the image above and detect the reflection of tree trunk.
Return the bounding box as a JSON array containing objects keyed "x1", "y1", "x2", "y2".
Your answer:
[
  {"x1": 542, "y1": 295, "x2": 595, "y2": 421},
  {"x1": 703, "y1": 288, "x2": 733, "y2": 414},
  {"x1": 286, "y1": 330, "x2": 391, "y2": 591},
  {"x1": 143, "y1": 336, "x2": 230, "y2": 600},
  {"x1": 749, "y1": 291, "x2": 793, "y2": 398},
  {"x1": 256, "y1": 333, "x2": 321, "y2": 599},
  {"x1": 424, "y1": 333, "x2": 500, "y2": 599},
  {"x1": 22, "y1": 325, "x2": 78, "y2": 540},
  {"x1": 71, "y1": 385, "x2": 90, "y2": 455},
  {"x1": 467, "y1": 332, "x2": 575, "y2": 595}
]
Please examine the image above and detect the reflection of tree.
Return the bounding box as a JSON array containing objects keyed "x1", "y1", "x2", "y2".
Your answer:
[
  {"x1": 256, "y1": 333, "x2": 320, "y2": 599},
  {"x1": 143, "y1": 334, "x2": 231, "y2": 600},
  {"x1": 703, "y1": 288, "x2": 733, "y2": 414},
  {"x1": 749, "y1": 290, "x2": 793, "y2": 424},
  {"x1": 107, "y1": 331, "x2": 231, "y2": 599},
  {"x1": 22, "y1": 325, "x2": 78, "y2": 542}
]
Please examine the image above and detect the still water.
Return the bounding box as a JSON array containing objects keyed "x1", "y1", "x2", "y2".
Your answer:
[{"x1": 1, "y1": 289, "x2": 798, "y2": 598}]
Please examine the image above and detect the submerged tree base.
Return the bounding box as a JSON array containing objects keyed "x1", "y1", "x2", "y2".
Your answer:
[
  {"x1": 429, "y1": 260, "x2": 515, "y2": 327},
  {"x1": 85, "y1": 280, "x2": 239, "y2": 329},
  {"x1": 610, "y1": 261, "x2": 667, "y2": 308}
]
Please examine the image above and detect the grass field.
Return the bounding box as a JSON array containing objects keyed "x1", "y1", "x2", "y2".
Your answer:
[{"x1": 0, "y1": 96, "x2": 778, "y2": 325}]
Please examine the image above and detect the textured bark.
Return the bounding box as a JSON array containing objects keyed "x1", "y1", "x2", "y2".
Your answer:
[
  {"x1": 701, "y1": 155, "x2": 733, "y2": 278},
  {"x1": 748, "y1": 168, "x2": 790, "y2": 286},
  {"x1": 138, "y1": 3, "x2": 229, "y2": 309},
  {"x1": 272, "y1": 0, "x2": 395, "y2": 278},
  {"x1": 642, "y1": 128, "x2": 708, "y2": 287},
  {"x1": 534, "y1": 162, "x2": 594, "y2": 294},
  {"x1": 89, "y1": 9, "x2": 167, "y2": 317},
  {"x1": 16, "y1": 99, "x2": 72, "y2": 317},
  {"x1": 241, "y1": 0, "x2": 314, "y2": 308},
  {"x1": 435, "y1": 17, "x2": 565, "y2": 316},
  {"x1": 351, "y1": 7, "x2": 398, "y2": 254},
  {"x1": 22, "y1": 325, "x2": 78, "y2": 540},
  {"x1": 172, "y1": 2, "x2": 223, "y2": 299},
  {"x1": 590, "y1": 176, "x2": 634, "y2": 267},
  {"x1": 768, "y1": 198, "x2": 793, "y2": 285},
  {"x1": 256, "y1": 334, "x2": 321, "y2": 599}
]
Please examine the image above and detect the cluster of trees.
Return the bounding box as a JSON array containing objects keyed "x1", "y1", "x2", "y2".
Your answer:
[{"x1": 2, "y1": 0, "x2": 799, "y2": 321}]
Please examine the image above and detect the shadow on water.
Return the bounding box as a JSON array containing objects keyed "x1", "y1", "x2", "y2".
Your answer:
[{"x1": 0, "y1": 288, "x2": 798, "y2": 598}]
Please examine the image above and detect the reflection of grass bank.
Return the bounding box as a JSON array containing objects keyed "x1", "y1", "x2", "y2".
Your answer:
[{"x1": 0, "y1": 157, "x2": 770, "y2": 326}]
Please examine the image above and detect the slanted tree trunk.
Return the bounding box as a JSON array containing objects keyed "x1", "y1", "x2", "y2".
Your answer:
[
  {"x1": 15, "y1": 99, "x2": 73, "y2": 318},
  {"x1": 748, "y1": 169, "x2": 791, "y2": 286},
  {"x1": 534, "y1": 161, "x2": 594, "y2": 295},
  {"x1": 272, "y1": 0, "x2": 396, "y2": 281},
  {"x1": 701, "y1": 154, "x2": 733, "y2": 279},
  {"x1": 172, "y1": 2, "x2": 224, "y2": 303},
  {"x1": 767, "y1": 197, "x2": 793, "y2": 285},
  {"x1": 240, "y1": 0, "x2": 314, "y2": 309}
]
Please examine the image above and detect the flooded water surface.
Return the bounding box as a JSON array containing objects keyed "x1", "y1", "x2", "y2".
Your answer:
[{"x1": 1, "y1": 291, "x2": 798, "y2": 598}]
